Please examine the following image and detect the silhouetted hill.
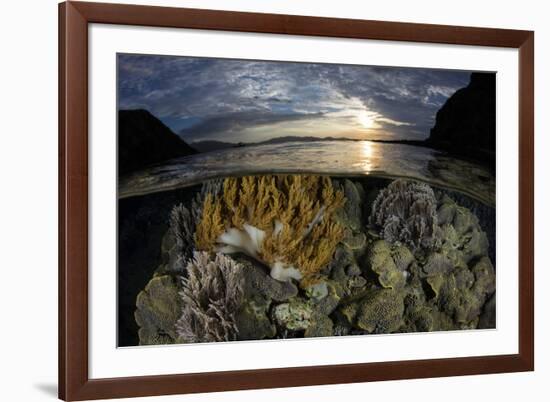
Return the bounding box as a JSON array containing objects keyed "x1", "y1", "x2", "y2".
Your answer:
[
  {"x1": 191, "y1": 135, "x2": 355, "y2": 152},
  {"x1": 426, "y1": 72, "x2": 496, "y2": 168},
  {"x1": 190, "y1": 140, "x2": 236, "y2": 152},
  {"x1": 118, "y1": 109, "x2": 196, "y2": 174},
  {"x1": 259, "y1": 135, "x2": 343, "y2": 144}
]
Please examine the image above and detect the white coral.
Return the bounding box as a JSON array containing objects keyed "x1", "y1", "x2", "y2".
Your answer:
[
  {"x1": 369, "y1": 179, "x2": 439, "y2": 251},
  {"x1": 176, "y1": 251, "x2": 244, "y2": 343},
  {"x1": 216, "y1": 224, "x2": 265, "y2": 259},
  {"x1": 215, "y1": 224, "x2": 303, "y2": 282}
]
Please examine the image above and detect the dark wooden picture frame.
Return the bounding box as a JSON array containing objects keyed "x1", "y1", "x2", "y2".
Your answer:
[{"x1": 59, "y1": 1, "x2": 534, "y2": 400}]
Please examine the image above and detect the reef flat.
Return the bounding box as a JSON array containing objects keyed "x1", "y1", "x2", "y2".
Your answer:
[{"x1": 131, "y1": 175, "x2": 496, "y2": 345}]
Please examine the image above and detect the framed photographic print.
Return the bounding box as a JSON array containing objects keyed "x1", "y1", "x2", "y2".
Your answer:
[{"x1": 59, "y1": 1, "x2": 534, "y2": 400}]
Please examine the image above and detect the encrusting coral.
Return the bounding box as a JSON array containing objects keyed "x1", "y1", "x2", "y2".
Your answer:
[
  {"x1": 369, "y1": 179, "x2": 439, "y2": 251},
  {"x1": 135, "y1": 275, "x2": 183, "y2": 345},
  {"x1": 194, "y1": 175, "x2": 346, "y2": 287},
  {"x1": 175, "y1": 251, "x2": 245, "y2": 343}
]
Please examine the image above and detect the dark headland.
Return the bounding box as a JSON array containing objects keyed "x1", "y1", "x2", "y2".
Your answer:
[
  {"x1": 425, "y1": 72, "x2": 496, "y2": 170},
  {"x1": 118, "y1": 109, "x2": 197, "y2": 174}
]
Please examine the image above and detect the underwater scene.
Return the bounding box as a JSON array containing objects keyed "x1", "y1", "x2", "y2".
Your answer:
[{"x1": 117, "y1": 54, "x2": 496, "y2": 346}]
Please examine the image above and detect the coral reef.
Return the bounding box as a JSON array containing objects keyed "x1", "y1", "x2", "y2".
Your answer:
[
  {"x1": 232, "y1": 255, "x2": 297, "y2": 340},
  {"x1": 176, "y1": 251, "x2": 244, "y2": 343},
  {"x1": 436, "y1": 194, "x2": 489, "y2": 264},
  {"x1": 334, "y1": 179, "x2": 365, "y2": 232},
  {"x1": 478, "y1": 293, "x2": 496, "y2": 329},
  {"x1": 194, "y1": 175, "x2": 345, "y2": 287},
  {"x1": 165, "y1": 204, "x2": 195, "y2": 272},
  {"x1": 134, "y1": 176, "x2": 496, "y2": 346},
  {"x1": 135, "y1": 275, "x2": 183, "y2": 345},
  {"x1": 355, "y1": 289, "x2": 406, "y2": 333},
  {"x1": 369, "y1": 179, "x2": 439, "y2": 251},
  {"x1": 273, "y1": 298, "x2": 313, "y2": 331},
  {"x1": 424, "y1": 256, "x2": 495, "y2": 328},
  {"x1": 367, "y1": 240, "x2": 408, "y2": 289}
]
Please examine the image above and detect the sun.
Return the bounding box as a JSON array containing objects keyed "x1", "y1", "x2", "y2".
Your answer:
[{"x1": 357, "y1": 112, "x2": 375, "y2": 129}]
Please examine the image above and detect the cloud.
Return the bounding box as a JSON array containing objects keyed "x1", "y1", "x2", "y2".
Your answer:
[
  {"x1": 178, "y1": 110, "x2": 325, "y2": 142},
  {"x1": 118, "y1": 54, "x2": 472, "y2": 142}
]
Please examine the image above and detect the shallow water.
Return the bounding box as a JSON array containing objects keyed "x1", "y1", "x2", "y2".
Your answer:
[
  {"x1": 118, "y1": 140, "x2": 495, "y2": 206},
  {"x1": 119, "y1": 174, "x2": 496, "y2": 346}
]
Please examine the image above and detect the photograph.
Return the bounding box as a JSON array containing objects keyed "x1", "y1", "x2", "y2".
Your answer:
[
  {"x1": 2, "y1": 0, "x2": 544, "y2": 401},
  {"x1": 117, "y1": 54, "x2": 497, "y2": 347}
]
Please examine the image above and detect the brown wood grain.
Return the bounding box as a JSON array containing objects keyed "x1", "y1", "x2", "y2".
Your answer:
[
  {"x1": 59, "y1": 2, "x2": 89, "y2": 400},
  {"x1": 58, "y1": 1, "x2": 534, "y2": 400},
  {"x1": 518, "y1": 32, "x2": 535, "y2": 369}
]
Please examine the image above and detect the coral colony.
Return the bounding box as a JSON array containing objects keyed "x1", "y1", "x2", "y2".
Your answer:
[
  {"x1": 134, "y1": 176, "x2": 495, "y2": 345},
  {"x1": 195, "y1": 175, "x2": 345, "y2": 286},
  {"x1": 176, "y1": 252, "x2": 244, "y2": 343}
]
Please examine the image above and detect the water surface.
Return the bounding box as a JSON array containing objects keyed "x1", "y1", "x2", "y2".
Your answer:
[{"x1": 118, "y1": 140, "x2": 495, "y2": 206}]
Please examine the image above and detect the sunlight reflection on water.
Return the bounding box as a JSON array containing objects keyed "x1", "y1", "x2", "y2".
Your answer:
[
  {"x1": 359, "y1": 141, "x2": 373, "y2": 173},
  {"x1": 118, "y1": 140, "x2": 495, "y2": 206}
]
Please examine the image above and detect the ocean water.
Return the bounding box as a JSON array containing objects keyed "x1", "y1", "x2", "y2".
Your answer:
[
  {"x1": 118, "y1": 140, "x2": 495, "y2": 206},
  {"x1": 117, "y1": 140, "x2": 496, "y2": 346}
]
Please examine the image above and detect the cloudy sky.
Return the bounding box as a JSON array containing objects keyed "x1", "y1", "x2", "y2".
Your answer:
[{"x1": 118, "y1": 53, "x2": 471, "y2": 144}]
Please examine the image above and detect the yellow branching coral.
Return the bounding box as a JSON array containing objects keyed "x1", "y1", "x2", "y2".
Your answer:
[
  {"x1": 194, "y1": 193, "x2": 225, "y2": 251},
  {"x1": 194, "y1": 175, "x2": 345, "y2": 287}
]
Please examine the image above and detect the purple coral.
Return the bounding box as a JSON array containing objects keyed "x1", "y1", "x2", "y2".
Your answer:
[
  {"x1": 369, "y1": 179, "x2": 438, "y2": 251},
  {"x1": 176, "y1": 251, "x2": 244, "y2": 343}
]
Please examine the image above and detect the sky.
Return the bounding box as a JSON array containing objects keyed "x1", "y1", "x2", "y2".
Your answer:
[{"x1": 118, "y1": 53, "x2": 471, "y2": 144}]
